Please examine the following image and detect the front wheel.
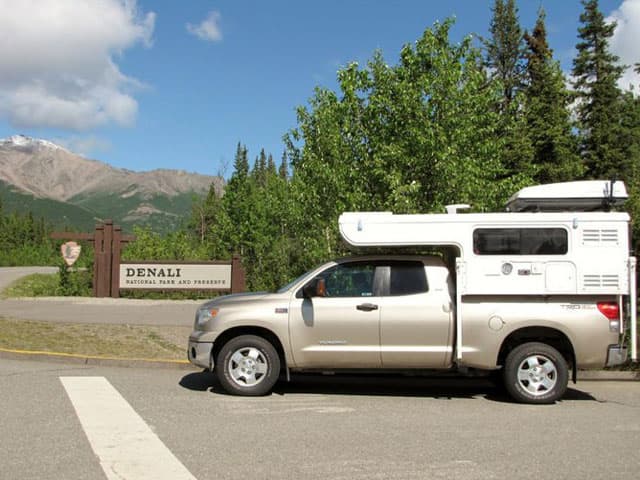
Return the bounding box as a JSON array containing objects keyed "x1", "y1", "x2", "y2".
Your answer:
[
  {"x1": 503, "y1": 342, "x2": 568, "y2": 404},
  {"x1": 216, "y1": 335, "x2": 280, "y2": 396}
]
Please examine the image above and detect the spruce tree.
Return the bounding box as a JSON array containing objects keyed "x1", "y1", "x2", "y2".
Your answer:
[
  {"x1": 524, "y1": 9, "x2": 582, "y2": 183},
  {"x1": 572, "y1": 0, "x2": 626, "y2": 179},
  {"x1": 223, "y1": 142, "x2": 253, "y2": 256},
  {"x1": 267, "y1": 153, "x2": 277, "y2": 177},
  {"x1": 232, "y1": 142, "x2": 249, "y2": 179},
  {"x1": 254, "y1": 149, "x2": 268, "y2": 186},
  {"x1": 484, "y1": 0, "x2": 526, "y2": 109},
  {"x1": 279, "y1": 152, "x2": 289, "y2": 179},
  {"x1": 484, "y1": 0, "x2": 534, "y2": 182}
]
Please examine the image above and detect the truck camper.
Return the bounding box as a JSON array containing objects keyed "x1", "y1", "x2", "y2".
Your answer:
[{"x1": 189, "y1": 180, "x2": 635, "y2": 404}]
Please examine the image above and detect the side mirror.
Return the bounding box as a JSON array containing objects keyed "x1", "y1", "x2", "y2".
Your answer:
[{"x1": 303, "y1": 278, "x2": 326, "y2": 298}]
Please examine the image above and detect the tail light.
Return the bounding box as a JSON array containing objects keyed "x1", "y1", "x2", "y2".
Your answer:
[{"x1": 597, "y1": 301, "x2": 620, "y2": 332}]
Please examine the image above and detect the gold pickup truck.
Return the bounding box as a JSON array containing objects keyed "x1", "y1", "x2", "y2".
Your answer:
[{"x1": 188, "y1": 254, "x2": 626, "y2": 404}]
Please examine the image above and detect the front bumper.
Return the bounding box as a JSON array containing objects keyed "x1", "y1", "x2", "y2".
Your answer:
[
  {"x1": 188, "y1": 338, "x2": 214, "y2": 370},
  {"x1": 606, "y1": 344, "x2": 628, "y2": 367}
]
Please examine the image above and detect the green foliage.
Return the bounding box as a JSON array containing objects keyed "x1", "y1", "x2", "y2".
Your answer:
[
  {"x1": 2, "y1": 270, "x2": 91, "y2": 298},
  {"x1": 484, "y1": 0, "x2": 526, "y2": 108},
  {"x1": 483, "y1": 1, "x2": 536, "y2": 184},
  {"x1": 0, "y1": 202, "x2": 58, "y2": 266},
  {"x1": 618, "y1": 92, "x2": 640, "y2": 246},
  {"x1": 2, "y1": 273, "x2": 59, "y2": 297},
  {"x1": 286, "y1": 19, "x2": 529, "y2": 270},
  {"x1": 572, "y1": 0, "x2": 627, "y2": 179},
  {"x1": 187, "y1": 142, "x2": 298, "y2": 291},
  {"x1": 57, "y1": 262, "x2": 92, "y2": 296},
  {"x1": 523, "y1": 9, "x2": 583, "y2": 183},
  {"x1": 123, "y1": 226, "x2": 208, "y2": 261}
]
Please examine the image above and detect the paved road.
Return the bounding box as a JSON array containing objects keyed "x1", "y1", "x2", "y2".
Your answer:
[
  {"x1": 0, "y1": 296, "x2": 200, "y2": 326},
  {"x1": 0, "y1": 266, "x2": 200, "y2": 327},
  {"x1": 2, "y1": 358, "x2": 639, "y2": 480}
]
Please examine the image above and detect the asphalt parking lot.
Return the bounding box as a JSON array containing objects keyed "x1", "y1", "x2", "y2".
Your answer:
[
  {"x1": 2, "y1": 267, "x2": 639, "y2": 479},
  {"x1": 2, "y1": 358, "x2": 640, "y2": 480}
]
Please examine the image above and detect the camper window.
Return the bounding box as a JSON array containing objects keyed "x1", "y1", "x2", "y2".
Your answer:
[{"x1": 473, "y1": 228, "x2": 567, "y2": 255}]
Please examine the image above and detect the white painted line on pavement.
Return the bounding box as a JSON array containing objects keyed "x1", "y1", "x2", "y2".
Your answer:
[{"x1": 60, "y1": 376, "x2": 197, "y2": 480}]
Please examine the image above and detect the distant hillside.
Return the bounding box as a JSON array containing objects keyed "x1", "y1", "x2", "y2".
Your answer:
[
  {"x1": 0, "y1": 180, "x2": 98, "y2": 230},
  {"x1": 0, "y1": 135, "x2": 223, "y2": 233}
]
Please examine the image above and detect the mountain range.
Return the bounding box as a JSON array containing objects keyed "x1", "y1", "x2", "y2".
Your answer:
[{"x1": 0, "y1": 135, "x2": 222, "y2": 233}]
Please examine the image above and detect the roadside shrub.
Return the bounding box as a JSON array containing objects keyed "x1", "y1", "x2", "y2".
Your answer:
[{"x1": 57, "y1": 261, "x2": 92, "y2": 296}]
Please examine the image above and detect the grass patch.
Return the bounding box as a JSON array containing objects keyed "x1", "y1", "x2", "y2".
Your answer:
[
  {"x1": 0, "y1": 317, "x2": 187, "y2": 360},
  {"x1": 2, "y1": 271, "x2": 92, "y2": 298},
  {"x1": 2, "y1": 273, "x2": 61, "y2": 298}
]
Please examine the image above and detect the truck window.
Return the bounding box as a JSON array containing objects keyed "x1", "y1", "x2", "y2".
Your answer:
[
  {"x1": 473, "y1": 228, "x2": 568, "y2": 255},
  {"x1": 389, "y1": 262, "x2": 428, "y2": 296},
  {"x1": 320, "y1": 263, "x2": 375, "y2": 297}
]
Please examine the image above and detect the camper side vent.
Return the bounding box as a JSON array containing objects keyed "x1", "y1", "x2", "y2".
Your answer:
[
  {"x1": 583, "y1": 274, "x2": 620, "y2": 289},
  {"x1": 582, "y1": 229, "x2": 619, "y2": 245}
]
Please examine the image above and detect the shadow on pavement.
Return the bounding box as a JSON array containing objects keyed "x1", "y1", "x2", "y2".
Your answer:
[
  {"x1": 179, "y1": 370, "x2": 597, "y2": 403},
  {"x1": 179, "y1": 370, "x2": 215, "y2": 391}
]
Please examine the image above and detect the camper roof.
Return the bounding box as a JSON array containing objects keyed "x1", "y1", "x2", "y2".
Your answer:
[{"x1": 505, "y1": 180, "x2": 628, "y2": 212}]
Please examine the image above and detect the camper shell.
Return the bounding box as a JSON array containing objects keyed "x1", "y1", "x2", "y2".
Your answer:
[{"x1": 339, "y1": 180, "x2": 637, "y2": 363}]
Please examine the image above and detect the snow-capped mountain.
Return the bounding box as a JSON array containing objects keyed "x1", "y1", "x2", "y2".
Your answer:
[
  {"x1": 0, "y1": 134, "x2": 71, "y2": 153},
  {"x1": 0, "y1": 135, "x2": 222, "y2": 231}
]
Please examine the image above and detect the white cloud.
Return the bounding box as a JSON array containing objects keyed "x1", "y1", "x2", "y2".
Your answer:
[
  {"x1": 0, "y1": 0, "x2": 155, "y2": 130},
  {"x1": 608, "y1": 0, "x2": 640, "y2": 91},
  {"x1": 187, "y1": 10, "x2": 223, "y2": 42}
]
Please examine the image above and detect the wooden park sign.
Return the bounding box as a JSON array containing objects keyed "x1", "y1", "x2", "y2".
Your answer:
[
  {"x1": 119, "y1": 260, "x2": 244, "y2": 292},
  {"x1": 51, "y1": 220, "x2": 245, "y2": 298}
]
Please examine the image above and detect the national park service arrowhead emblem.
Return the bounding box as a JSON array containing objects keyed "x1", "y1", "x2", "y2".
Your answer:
[{"x1": 61, "y1": 241, "x2": 82, "y2": 266}]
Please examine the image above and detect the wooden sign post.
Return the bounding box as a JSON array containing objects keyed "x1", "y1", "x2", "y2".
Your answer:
[
  {"x1": 51, "y1": 221, "x2": 246, "y2": 298},
  {"x1": 51, "y1": 220, "x2": 135, "y2": 297}
]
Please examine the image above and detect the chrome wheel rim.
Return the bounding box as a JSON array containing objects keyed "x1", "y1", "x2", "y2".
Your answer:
[
  {"x1": 228, "y1": 347, "x2": 268, "y2": 387},
  {"x1": 517, "y1": 354, "x2": 558, "y2": 396}
]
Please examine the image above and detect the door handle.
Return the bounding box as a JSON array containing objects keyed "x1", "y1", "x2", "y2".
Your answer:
[{"x1": 356, "y1": 303, "x2": 379, "y2": 312}]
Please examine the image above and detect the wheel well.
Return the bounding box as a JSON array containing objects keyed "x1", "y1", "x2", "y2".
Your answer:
[
  {"x1": 212, "y1": 326, "x2": 287, "y2": 371},
  {"x1": 498, "y1": 327, "x2": 576, "y2": 380}
]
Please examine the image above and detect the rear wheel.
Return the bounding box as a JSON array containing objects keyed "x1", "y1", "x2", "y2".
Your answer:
[
  {"x1": 503, "y1": 342, "x2": 568, "y2": 404},
  {"x1": 216, "y1": 335, "x2": 280, "y2": 396}
]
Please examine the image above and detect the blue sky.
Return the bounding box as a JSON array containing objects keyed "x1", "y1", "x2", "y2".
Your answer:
[{"x1": 0, "y1": 0, "x2": 637, "y2": 177}]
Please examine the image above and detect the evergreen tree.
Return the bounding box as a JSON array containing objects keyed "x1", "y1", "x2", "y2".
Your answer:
[
  {"x1": 279, "y1": 152, "x2": 289, "y2": 179},
  {"x1": 222, "y1": 143, "x2": 253, "y2": 256},
  {"x1": 254, "y1": 149, "x2": 268, "y2": 186},
  {"x1": 572, "y1": 0, "x2": 626, "y2": 179},
  {"x1": 484, "y1": 0, "x2": 526, "y2": 109},
  {"x1": 524, "y1": 9, "x2": 583, "y2": 183},
  {"x1": 267, "y1": 153, "x2": 277, "y2": 177},
  {"x1": 619, "y1": 91, "x2": 640, "y2": 242},
  {"x1": 232, "y1": 142, "x2": 249, "y2": 179},
  {"x1": 484, "y1": 0, "x2": 534, "y2": 182}
]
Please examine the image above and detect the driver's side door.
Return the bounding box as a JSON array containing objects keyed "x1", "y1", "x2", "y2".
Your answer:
[{"x1": 288, "y1": 261, "x2": 382, "y2": 368}]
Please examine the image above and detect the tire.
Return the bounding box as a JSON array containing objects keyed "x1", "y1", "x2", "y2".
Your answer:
[
  {"x1": 216, "y1": 335, "x2": 280, "y2": 396},
  {"x1": 503, "y1": 342, "x2": 568, "y2": 404}
]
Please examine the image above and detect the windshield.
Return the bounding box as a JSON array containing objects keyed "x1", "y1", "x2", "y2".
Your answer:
[{"x1": 276, "y1": 271, "x2": 310, "y2": 294}]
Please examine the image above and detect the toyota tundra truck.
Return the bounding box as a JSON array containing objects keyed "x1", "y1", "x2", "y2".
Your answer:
[{"x1": 188, "y1": 181, "x2": 636, "y2": 404}]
